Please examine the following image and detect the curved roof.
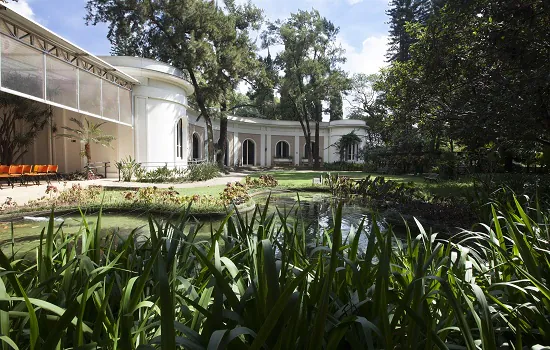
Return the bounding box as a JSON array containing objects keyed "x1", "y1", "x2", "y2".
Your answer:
[{"x1": 99, "y1": 56, "x2": 195, "y2": 95}]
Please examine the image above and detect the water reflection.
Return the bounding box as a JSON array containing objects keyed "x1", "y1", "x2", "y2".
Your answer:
[
  {"x1": 253, "y1": 193, "x2": 383, "y2": 252},
  {"x1": 0, "y1": 193, "x2": 386, "y2": 254}
]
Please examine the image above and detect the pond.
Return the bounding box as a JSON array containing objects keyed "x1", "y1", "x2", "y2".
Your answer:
[{"x1": 0, "y1": 192, "x2": 388, "y2": 256}]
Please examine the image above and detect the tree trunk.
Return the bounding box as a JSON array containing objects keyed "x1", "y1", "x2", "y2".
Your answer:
[
  {"x1": 313, "y1": 121, "x2": 320, "y2": 170},
  {"x1": 206, "y1": 120, "x2": 214, "y2": 162},
  {"x1": 217, "y1": 102, "x2": 228, "y2": 169},
  {"x1": 85, "y1": 142, "x2": 91, "y2": 164},
  {"x1": 307, "y1": 133, "x2": 313, "y2": 168}
]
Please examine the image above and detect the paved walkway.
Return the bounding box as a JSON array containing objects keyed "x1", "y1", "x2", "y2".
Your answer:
[{"x1": 0, "y1": 172, "x2": 248, "y2": 207}]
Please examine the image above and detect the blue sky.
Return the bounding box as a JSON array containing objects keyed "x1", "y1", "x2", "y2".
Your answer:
[{"x1": 7, "y1": 0, "x2": 390, "y2": 75}]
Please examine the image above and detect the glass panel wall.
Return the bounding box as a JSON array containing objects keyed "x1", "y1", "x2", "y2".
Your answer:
[
  {"x1": 0, "y1": 34, "x2": 132, "y2": 125},
  {"x1": 119, "y1": 88, "x2": 132, "y2": 124},
  {"x1": 102, "y1": 81, "x2": 119, "y2": 120},
  {"x1": 1, "y1": 35, "x2": 44, "y2": 98},
  {"x1": 79, "y1": 70, "x2": 101, "y2": 116},
  {"x1": 46, "y1": 55, "x2": 77, "y2": 108}
]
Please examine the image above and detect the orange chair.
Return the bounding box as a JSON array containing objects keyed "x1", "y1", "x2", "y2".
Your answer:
[
  {"x1": 8, "y1": 165, "x2": 24, "y2": 188},
  {"x1": 46, "y1": 165, "x2": 59, "y2": 182},
  {"x1": 0, "y1": 165, "x2": 10, "y2": 188},
  {"x1": 32, "y1": 165, "x2": 49, "y2": 184},
  {"x1": 22, "y1": 165, "x2": 36, "y2": 185}
]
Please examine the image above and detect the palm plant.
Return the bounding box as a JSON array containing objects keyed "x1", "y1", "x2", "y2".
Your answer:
[{"x1": 56, "y1": 117, "x2": 115, "y2": 165}]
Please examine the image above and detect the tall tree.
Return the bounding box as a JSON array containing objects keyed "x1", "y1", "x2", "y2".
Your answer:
[
  {"x1": 329, "y1": 92, "x2": 343, "y2": 121},
  {"x1": 264, "y1": 10, "x2": 348, "y2": 169},
  {"x1": 347, "y1": 73, "x2": 385, "y2": 145},
  {"x1": 85, "y1": 0, "x2": 262, "y2": 166},
  {"x1": 386, "y1": 0, "x2": 430, "y2": 62}
]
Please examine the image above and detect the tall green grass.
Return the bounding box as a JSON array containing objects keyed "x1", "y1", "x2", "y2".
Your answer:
[{"x1": 0, "y1": 196, "x2": 548, "y2": 349}]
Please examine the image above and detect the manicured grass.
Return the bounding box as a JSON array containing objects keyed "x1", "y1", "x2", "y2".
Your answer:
[{"x1": 175, "y1": 185, "x2": 226, "y2": 197}]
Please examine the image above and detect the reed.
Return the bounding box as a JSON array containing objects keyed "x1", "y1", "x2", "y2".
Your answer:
[{"x1": 0, "y1": 195, "x2": 547, "y2": 349}]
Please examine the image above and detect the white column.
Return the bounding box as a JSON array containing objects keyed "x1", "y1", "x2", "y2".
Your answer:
[
  {"x1": 266, "y1": 134, "x2": 272, "y2": 167},
  {"x1": 294, "y1": 135, "x2": 300, "y2": 166},
  {"x1": 233, "y1": 132, "x2": 239, "y2": 166},
  {"x1": 260, "y1": 132, "x2": 266, "y2": 166}
]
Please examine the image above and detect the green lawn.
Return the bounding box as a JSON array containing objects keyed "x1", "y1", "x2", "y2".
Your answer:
[
  {"x1": 250, "y1": 170, "x2": 474, "y2": 198},
  {"x1": 175, "y1": 185, "x2": 226, "y2": 197}
]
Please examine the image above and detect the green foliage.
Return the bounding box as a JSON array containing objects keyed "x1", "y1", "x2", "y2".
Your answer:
[
  {"x1": 184, "y1": 162, "x2": 220, "y2": 182},
  {"x1": 220, "y1": 181, "x2": 249, "y2": 205},
  {"x1": 263, "y1": 9, "x2": 349, "y2": 168},
  {"x1": 115, "y1": 156, "x2": 141, "y2": 182},
  {"x1": 323, "y1": 161, "x2": 364, "y2": 171},
  {"x1": 0, "y1": 196, "x2": 548, "y2": 348},
  {"x1": 56, "y1": 117, "x2": 115, "y2": 164},
  {"x1": 0, "y1": 87, "x2": 52, "y2": 165},
  {"x1": 335, "y1": 131, "x2": 362, "y2": 162},
  {"x1": 86, "y1": 0, "x2": 263, "y2": 163},
  {"x1": 324, "y1": 173, "x2": 418, "y2": 203},
  {"x1": 244, "y1": 174, "x2": 278, "y2": 188},
  {"x1": 136, "y1": 165, "x2": 186, "y2": 183},
  {"x1": 381, "y1": 0, "x2": 550, "y2": 158}
]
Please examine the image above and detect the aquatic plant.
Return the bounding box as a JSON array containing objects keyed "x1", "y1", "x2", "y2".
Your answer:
[{"x1": 0, "y1": 197, "x2": 547, "y2": 348}]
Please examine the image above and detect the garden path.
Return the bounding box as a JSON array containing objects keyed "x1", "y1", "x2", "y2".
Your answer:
[{"x1": 0, "y1": 171, "x2": 248, "y2": 207}]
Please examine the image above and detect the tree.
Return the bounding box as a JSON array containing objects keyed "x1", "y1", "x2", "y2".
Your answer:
[
  {"x1": 386, "y1": 0, "x2": 426, "y2": 62},
  {"x1": 264, "y1": 10, "x2": 348, "y2": 169},
  {"x1": 329, "y1": 91, "x2": 343, "y2": 121},
  {"x1": 0, "y1": 75, "x2": 52, "y2": 165},
  {"x1": 347, "y1": 73, "x2": 386, "y2": 145},
  {"x1": 384, "y1": 0, "x2": 550, "y2": 155},
  {"x1": 56, "y1": 118, "x2": 115, "y2": 165},
  {"x1": 85, "y1": 0, "x2": 262, "y2": 167}
]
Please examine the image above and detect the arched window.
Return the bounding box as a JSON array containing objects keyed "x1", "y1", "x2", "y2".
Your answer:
[
  {"x1": 304, "y1": 142, "x2": 315, "y2": 158},
  {"x1": 275, "y1": 141, "x2": 290, "y2": 158},
  {"x1": 242, "y1": 139, "x2": 255, "y2": 165},
  {"x1": 176, "y1": 119, "x2": 183, "y2": 159},
  {"x1": 192, "y1": 133, "x2": 201, "y2": 160},
  {"x1": 345, "y1": 142, "x2": 359, "y2": 161}
]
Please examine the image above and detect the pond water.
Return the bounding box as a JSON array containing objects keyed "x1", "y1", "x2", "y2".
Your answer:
[{"x1": 0, "y1": 192, "x2": 385, "y2": 255}]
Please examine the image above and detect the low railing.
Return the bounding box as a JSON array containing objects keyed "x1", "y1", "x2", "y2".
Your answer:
[
  {"x1": 138, "y1": 159, "x2": 207, "y2": 170},
  {"x1": 86, "y1": 161, "x2": 110, "y2": 178}
]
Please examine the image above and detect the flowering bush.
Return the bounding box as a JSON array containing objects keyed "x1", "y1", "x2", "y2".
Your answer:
[
  {"x1": 0, "y1": 197, "x2": 17, "y2": 212},
  {"x1": 220, "y1": 181, "x2": 250, "y2": 205},
  {"x1": 26, "y1": 183, "x2": 104, "y2": 208},
  {"x1": 123, "y1": 187, "x2": 225, "y2": 208},
  {"x1": 244, "y1": 175, "x2": 278, "y2": 188}
]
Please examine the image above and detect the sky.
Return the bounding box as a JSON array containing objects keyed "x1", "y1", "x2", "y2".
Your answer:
[{"x1": 6, "y1": 0, "x2": 391, "y2": 77}]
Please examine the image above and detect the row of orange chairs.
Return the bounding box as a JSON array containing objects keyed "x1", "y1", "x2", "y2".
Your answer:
[{"x1": 0, "y1": 165, "x2": 59, "y2": 189}]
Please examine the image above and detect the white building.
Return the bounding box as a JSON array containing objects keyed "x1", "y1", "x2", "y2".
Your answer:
[{"x1": 0, "y1": 7, "x2": 366, "y2": 176}]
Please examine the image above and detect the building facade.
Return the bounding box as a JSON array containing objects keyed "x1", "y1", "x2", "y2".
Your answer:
[{"x1": 0, "y1": 7, "x2": 366, "y2": 176}]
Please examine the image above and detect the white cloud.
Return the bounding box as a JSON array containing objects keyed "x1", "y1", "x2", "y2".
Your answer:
[
  {"x1": 347, "y1": 0, "x2": 363, "y2": 4},
  {"x1": 5, "y1": 0, "x2": 36, "y2": 20},
  {"x1": 339, "y1": 34, "x2": 389, "y2": 75}
]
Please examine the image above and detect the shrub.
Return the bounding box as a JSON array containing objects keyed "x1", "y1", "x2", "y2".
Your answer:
[
  {"x1": 220, "y1": 181, "x2": 249, "y2": 205},
  {"x1": 185, "y1": 162, "x2": 220, "y2": 182},
  {"x1": 244, "y1": 174, "x2": 278, "y2": 188},
  {"x1": 323, "y1": 161, "x2": 364, "y2": 171},
  {"x1": 26, "y1": 183, "x2": 104, "y2": 208},
  {"x1": 115, "y1": 156, "x2": 142, "y2": 182},
  {"x1": 136, "y1": 165, "x2": 186, "y2": 183}
]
